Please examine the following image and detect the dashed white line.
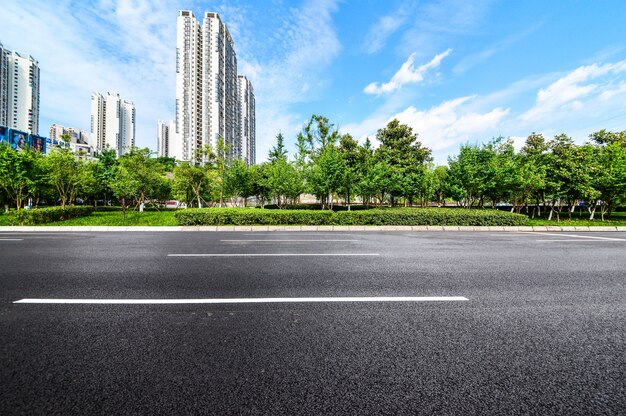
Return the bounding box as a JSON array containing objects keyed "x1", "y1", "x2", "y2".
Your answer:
[
  {"x1": 168, "y1": 253, "x2": 379, "y2": 257},
  {"x1": 220, "y1": 239, "x2": 357, "y2": 242},
  {"x1": 0, "y1": 238, "x2": 23, "y2": 241},
  {"x1": 14, "y1": 296, "x2": 469, "y2": 304}
]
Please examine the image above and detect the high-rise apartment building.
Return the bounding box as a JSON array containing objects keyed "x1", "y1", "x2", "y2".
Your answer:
[
  {"x1": 238, "y1": 75, "x2": 255, "y2": 165},
  {"x1": 157, "y1": 119, "x2": 175, "y2": 158},
  {"x1": 176, "y1": 11, "x2": 254, "y2": 165},
  {"x1": 0, "y1": 42, "x2": 40, "y2": 134},
  {"x1": 90, "y1": 92, "x2": 135, "y2": 156}
]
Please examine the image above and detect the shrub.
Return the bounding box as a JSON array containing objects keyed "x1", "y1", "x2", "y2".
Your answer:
[
  {"x1": 176, "y1": 208, "x2": 334, "y2": 225},
  {"x1": 176, "y1": 207, "x2": 528, "y2": 226},
  {"x1": 7, "y1": 206, "x2": 95, "y2": 225}
]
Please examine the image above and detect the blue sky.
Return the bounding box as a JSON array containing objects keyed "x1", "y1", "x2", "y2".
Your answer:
[{"x1": 2, "y1": 0, "x2": 626, "y2": 163}]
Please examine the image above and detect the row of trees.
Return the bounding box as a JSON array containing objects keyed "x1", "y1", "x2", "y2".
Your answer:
[
  {"x1": 1, "y1": 115, "x2": 625, "y2": 221},
  {"x1": 447, "y1": 130, "x2": 626, "y2": 220}
]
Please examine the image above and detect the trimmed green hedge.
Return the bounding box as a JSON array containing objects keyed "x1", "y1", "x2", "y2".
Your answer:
[
  {"x1": 175, "y1": 208, "x2": 529, "y2": 226},
  {"x1": 7, "y1": 206, "x2": 95, "y2": 225}
]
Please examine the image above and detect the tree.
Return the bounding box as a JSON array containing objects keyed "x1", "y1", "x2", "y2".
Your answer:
[
  {"x1": 0, "y1": 144, "x2": 40, "y2": 209},
  {"x1": 268, "y1": 132, "x2": 288, "y2": 163},
  {"x1": 95, "y1": 148, "x2": 118, "y2": 205},
  {"x1": 374, "y1": 119, "x2": 432, "y2": 205},
  {"x1": 338, "y1": 134, "x2": 359, "y2": 210},
  {"x1": 117, "y1": 148, "x2": 168, "y2": 209},
  {"x1": 172, "y1": 163, "x2": 208, "y2": 208},
  {"x1": 44, "y1": 147, "x2": 83, "y2": 208},
  {"x1": 250, "y1": 163, "x2": 272, "y2": 208},
  {"x1": 224, "y1": 159, "x2": 253, "y2": 206},
  {"x1": 109, "y1": 165, "x2": 140, "y2": 221}
]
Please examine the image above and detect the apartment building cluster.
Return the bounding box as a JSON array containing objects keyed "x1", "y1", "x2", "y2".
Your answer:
[
  {"x1": 2, "y1": 9, "x2": 255, "y2": 164},
  {"x1": 160, "y1": 10, "x2": 255, "y2": 166}
]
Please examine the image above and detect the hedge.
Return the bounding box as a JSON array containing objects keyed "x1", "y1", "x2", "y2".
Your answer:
[
  {"x1": 7, "y1": 206, "x2": 95, "y2": 225},
  {"x1": 175, "y1": 207, "x2": 529, "y2": 226}
]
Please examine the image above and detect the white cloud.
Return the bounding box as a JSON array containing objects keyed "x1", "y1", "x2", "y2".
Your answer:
[
  {"x1": 341, "y1": 96, "x2": 509, "y2": 163},
  {"x1": 0, "y1": 0, "x2": 176, "y2": 150},
  {"x1": 362, "y1": 4, "x2": 412, "y2": 54},
  {"x1": 364, "y1": 49, "x2": 452, "y2": 95},
  {"x1": 520, "y1": 60, "x2": 626, "y2": 123},
  {"x1": 236, "y1": 0, "x2": 342, "y2": 161}
]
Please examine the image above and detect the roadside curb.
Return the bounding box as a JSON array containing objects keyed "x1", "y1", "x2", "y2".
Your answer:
[{"x1": 1, "y1": 226, "x2": 626, "y2": 232}]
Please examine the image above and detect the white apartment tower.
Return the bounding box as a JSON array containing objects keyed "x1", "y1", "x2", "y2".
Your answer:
[
  {"x1": 0, "y1": 42, "x2": 40, "y2": 134},
  {"x1": 157, "y1": 120, "x2": 175, "y2": 158},
  {"x1": 91, "y1": 92, "x2": 135, "y2": 156},
  {"x1": 238, "y1": 75, "x2": 255, "y2": 165},
  {"x1": 176, "y1": 11, "x2": 252, "y2": 164}
]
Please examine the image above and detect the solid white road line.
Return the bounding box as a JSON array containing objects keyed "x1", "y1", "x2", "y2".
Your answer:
[
  {"x1": 168, "y1": 253, "x2": 379, "y2": 257},
  {"x1": 14, "y1": 296, "x2": 469, "y2": 304},
  {"x1": 525, "y1": 232, "x2": 626, "y2": 241},
  {"x1": 535, "y1": 239, "x2": 621, "y2": 242}
]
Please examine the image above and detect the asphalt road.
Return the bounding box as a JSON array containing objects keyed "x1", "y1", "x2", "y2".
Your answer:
[{"x1": 1, "y1": 231, "x2": 624, "y2": 415}]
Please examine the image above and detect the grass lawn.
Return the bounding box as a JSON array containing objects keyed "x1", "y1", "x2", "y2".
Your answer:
[{"x1": 527, "y1": 210, "x2": 626, "y2": 226}]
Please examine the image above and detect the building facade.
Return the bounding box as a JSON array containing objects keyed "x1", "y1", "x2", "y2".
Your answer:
[
  {"x1": 49, "y1": 124, "x2": 90, "y2": 145},
  {"x1": 175, "y1": 11, "x2": 254, "y2": 165},
  {"x1": 0, "y1": 42, "x2": 40, "y2": 134},
  {"x1": 157, "y1": 119, "x2": 175, "y2": 158},
  {"x1": 90, "y1": 92, "x2": 135, "y2": 156},
  {"x1": 237, "y1": 75, "x2": 255, "y2": 165}
]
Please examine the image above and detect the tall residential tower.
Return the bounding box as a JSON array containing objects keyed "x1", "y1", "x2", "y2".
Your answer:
[
  {"x1": 0, "y1": 42, "x2": 40, "y2": 134},
  {"x1": 90, "y1": 92, "x2": 135, "y2": 156},
  {"x1": 238, "y1": 75, "x2": 255, "y2": 165},
  {"x1": 175, "y1": 11, "x2": 254, "y2": 165}
]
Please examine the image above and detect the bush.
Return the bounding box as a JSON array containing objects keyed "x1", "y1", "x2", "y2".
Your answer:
[
  {"x1": 176, "y1": 207, "x2": 528, "y2": 226},
  {"x1": 7, "y1": 206, "x2": 95, "y2": 225},
  {"x1": 176, "y1": 208, "x2": 334, "y2": 225}
]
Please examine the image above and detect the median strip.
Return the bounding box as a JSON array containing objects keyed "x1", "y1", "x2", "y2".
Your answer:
[{"x1": 14, "y1": 296, "x2": 469, "y2": 304}]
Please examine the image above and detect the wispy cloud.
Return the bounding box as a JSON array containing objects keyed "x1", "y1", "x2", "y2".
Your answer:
[
  {"x1": 364, "y1": 49, "x2": 452, "y2": 95},
  {"x1": 346, "y1": 57, "x2": 626, "y2": 164},
  {"x1": 520, "y1": 60, "x2": 626, "y2": 123},
  {"x1": 453, "y1": 23, "x2": 542, "y2": 74},
  {"x1": 362, "y1": 3, "x2": 413, "y2": 54},
  {"x1": 236, "y1": 0, "x2": 342, "y2": 160},
  {"x1": 0, "y1": 0, "x2": 176, "y2": 148}
]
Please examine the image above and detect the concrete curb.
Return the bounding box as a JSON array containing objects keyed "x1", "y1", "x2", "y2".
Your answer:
[{"x1": 1, "y1": 225, "x2": 626, "y2": 232}]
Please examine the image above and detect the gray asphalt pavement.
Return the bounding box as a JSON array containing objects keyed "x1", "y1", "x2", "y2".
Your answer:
[{"x1": 1, "y1": 231, "x2": 624, "y2": 415}]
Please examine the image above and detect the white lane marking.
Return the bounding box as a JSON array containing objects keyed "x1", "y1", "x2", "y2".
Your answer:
[
  {"x1": 168, "y1": 253, "x2": 379, "y2": 257},
  {"x1": 0, "y1": 238, "x2": 23, "y2": 241},
  {"x1": 14, "y1": 296, "x2": 469, "y2": 304},
  {"x1": 242, "y1": 233, "x2": 354, "y2": 236},
  {"x1": 221, "y1": 239, "x2": 357, "y2": 242},
  {"x1": 535, "y1": 239, "x2": 621, "y2": 242},
  {"x1": 524, "y1": 232, "x2": 626, "y2": 241}
]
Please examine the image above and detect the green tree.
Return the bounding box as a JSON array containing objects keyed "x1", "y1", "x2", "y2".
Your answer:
[
  {"x1": 250, "y1": 163, "x2": 272, "y2": 208},
  {"x1": 109, "y1": 165, "x2": 140, "y2": 221},
  {"x1": 224, "y1": 159, "x2": 253, "y2": 206},
  {"x1": 117, "y1": 148, "x2": 168, "y2": 209},
  {"x1": 172, "y1": 163, "x2": 208, "y2": 208},
  {"x1": 0, "y1": 144, "x2": 40, "y2": 209},
  {"x1": 268, "y1": 132, "x2": 288, "y2": 163},
  {"x1": 44, "y1": 147, "x2": 83, "y2": 208},
  {"x1": 374, "y1": 119, "x2": 432, "y2": 205}
]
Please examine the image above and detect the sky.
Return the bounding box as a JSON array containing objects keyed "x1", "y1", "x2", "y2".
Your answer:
[{"x1": 2, "y1": 0, "x2": 626, "y2": 164}]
